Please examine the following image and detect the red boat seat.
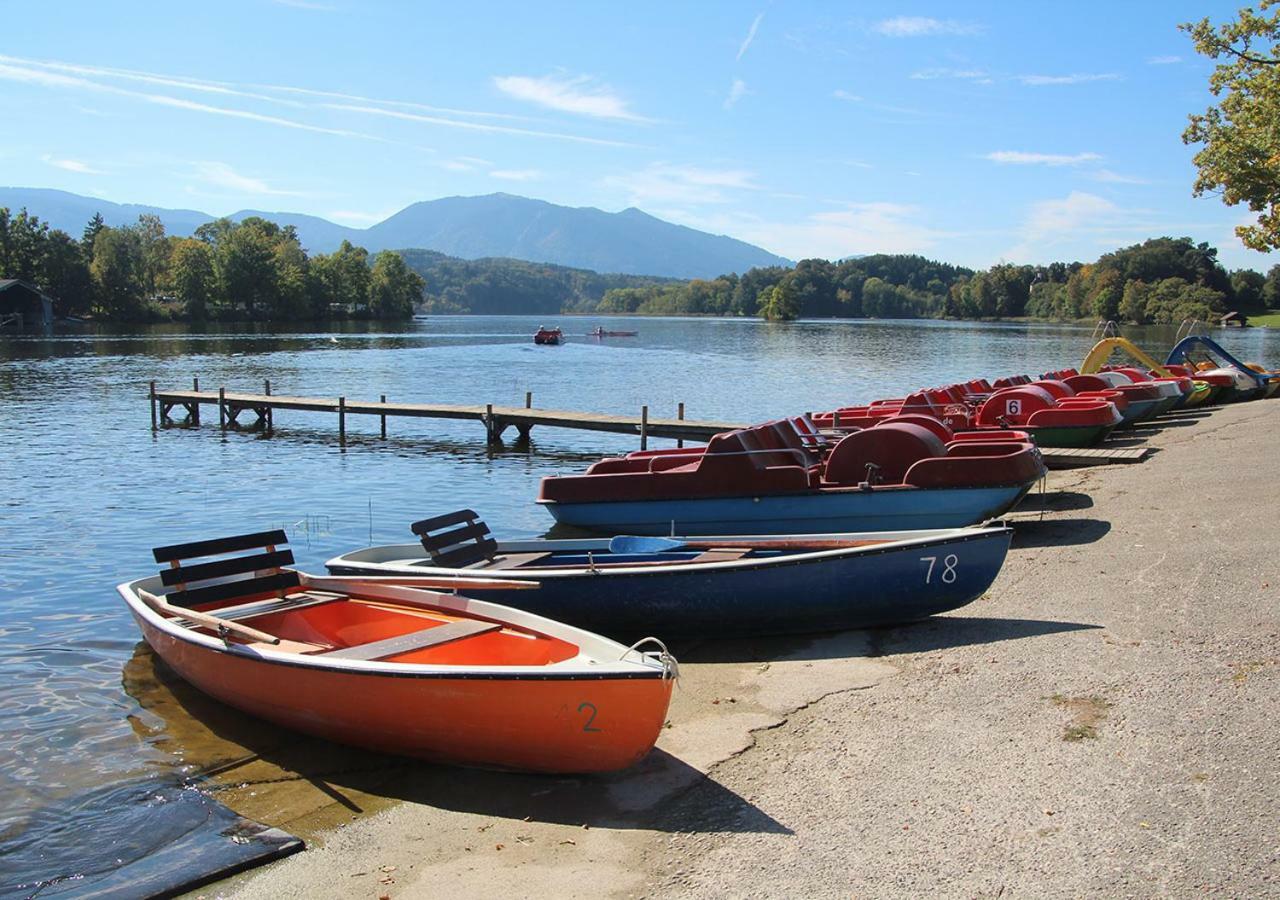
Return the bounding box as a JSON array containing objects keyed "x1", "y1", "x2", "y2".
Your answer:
[
  {"x1": 1029, "y1": 380, "x2": 1075, "y2": 400},
  {"x1": 538, "y1": 426, "x2": 812, "y2": 503},
  {"x1": 822, "y1": 422, "x2": 946, "y2": 486},
  {"x1": 976, "y1": 386, "x2": 1058, "y2": 427},
  {"x1": 905, "y1": 439, "x2": 1044, "y2": 488},
  {"x1": 880, "y1": 413, "x2": 954, "y2": 444}
]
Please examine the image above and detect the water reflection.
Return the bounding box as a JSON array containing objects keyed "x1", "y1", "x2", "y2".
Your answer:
[{"x1": 0, "y1": 315, "x2": 1274, "y2": 869}]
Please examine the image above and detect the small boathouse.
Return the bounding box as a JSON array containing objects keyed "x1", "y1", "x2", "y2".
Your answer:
[{"x1": 0, "y1": 279, "x2": 55, "y2": 331}]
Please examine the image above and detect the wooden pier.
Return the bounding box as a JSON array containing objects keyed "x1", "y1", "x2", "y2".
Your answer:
[
  {"x1": 150, "y1": 381, "x2": 742, "y2": 447},
  {"x1": 149, "y1": 380, "x2": 1156, "y2": 467}
]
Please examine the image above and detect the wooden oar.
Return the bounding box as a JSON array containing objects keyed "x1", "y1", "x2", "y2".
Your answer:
[
  {"x1": 607, "y1": 535, "x2": 889, "y2": 554},
  {"x1": 138, "y1": 589, "x2": 282, "y2": 645}
]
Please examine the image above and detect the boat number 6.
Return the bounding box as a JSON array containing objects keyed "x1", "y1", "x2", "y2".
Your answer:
[
  {"x1": 920, "y1": 554, "x2": 959, "y2": 584},
  {"x1": 1005, "y1": 398, "x2": 1022, "y2": 416},
  {"x1": 578, "y1": 701, "x2": 603, "y2": 732}
]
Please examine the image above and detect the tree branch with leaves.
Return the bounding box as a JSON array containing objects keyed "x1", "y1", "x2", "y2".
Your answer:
[{"x1": 1181, "y1": 2, "x2": 1280, "y2": 251}]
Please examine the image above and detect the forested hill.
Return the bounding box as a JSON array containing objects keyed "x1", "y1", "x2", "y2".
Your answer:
[
  {"x1": 0, "y1": 187, "x2": 789, "y2": 279},
  {"x1": 398, "y1": 249, "x2": 677, "y2": 315}
]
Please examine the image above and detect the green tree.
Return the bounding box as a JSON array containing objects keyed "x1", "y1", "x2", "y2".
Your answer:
[
  {"x1": 368, "y1": 250, "x2": 424, "y2": 319},
  {"x1": 0, "y1": 208, "x2": 50, "y2": 282},
  {"x1": 1181, "y1": 3, "x2": 1280, "y2": 251},
  {"x1": 216, "y1": 219, "x2": 279, "y2": 318},
  {"x1": 41, "y1": 230, "x2": 93, "y2": 315},
  {"x1": 1229, "y1": 268, "x2": 1267, "y2": 309},
  {"x1": 166, "y1": 238, "x2": 216, "y2": 319},
  {"x1": 1264, "y1": 263, "x2": 1280, "y2": 306},
  {"x1": 1119, "y1": 280, "x2": 1153, "y2": 324},
  {"x1": 1089, "y1": 269, "x2": 1124, "y2": 320},
  {"x1": 81, "y1": 212, "x2": 105, "y2": 256},
  {"x1": 90, "y1": 227, "x2": 144, "y2": 318},
  {"x1": 134, "y1": 214, "x2": 169, "y2": 298},
  {"x1": 312, "y1": 240, "x2": 371, "y2": 316},
  {"x1": 758, "y1": 278, "x2": 800, "y2": 321}
]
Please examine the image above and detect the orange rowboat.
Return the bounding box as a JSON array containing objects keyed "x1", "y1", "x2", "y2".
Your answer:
[{"x1": 118, "y1": 529, "x2": 676, "y2": 774}]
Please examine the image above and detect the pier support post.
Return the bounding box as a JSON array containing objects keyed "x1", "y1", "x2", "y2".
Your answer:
[
  {"x1": 484, "y1": 403, "x2": 501, "y2": 445},
  {"x1": 149, "y1": 381, "x2": 157, "y2": 431},
  {"x1": 264, "y1": 379, "x2": 273, "y2": 434},
  {"x1": 338, "y1": 396, "x2": 346, "y2": 448},
  {"x1": 193, "y1": 376, "x2": 199, "y2": 392},
  {"x1": 677, "y1": 401, "x2": 684, "y2": 448},
  {"x1": 640, "y1": 405, "x2": 649, "y2": 451},
  {"x1": 380, "y1": 394, "x2": 387, "y2": 439},
  {"x1": 525, "y1": 391, "x2": 532, "y2": 409},
  {"x1": 218, "y1": 387, "x2": 226, "y2": 432}
]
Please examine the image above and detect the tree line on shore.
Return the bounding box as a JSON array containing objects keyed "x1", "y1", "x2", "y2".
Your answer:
[
  {"x1": 597, "y1": 237, "x2": 1280, "y2": 324},
  {"x1": 0, "y1": 207, "x2": 423, "y2": 321},
  {"x1": 4, "y1": 202, "x2": 1280, "y2": 326}
]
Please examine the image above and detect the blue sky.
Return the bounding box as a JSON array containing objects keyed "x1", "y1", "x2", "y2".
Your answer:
[{"x1": 3, "y1": 1, "x2": 1278, "y2": 273}]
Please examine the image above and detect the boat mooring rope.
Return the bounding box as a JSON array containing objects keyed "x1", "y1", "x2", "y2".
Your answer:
[{"x1": 625, "y1": 636, "x2": 680, "y2": 681}]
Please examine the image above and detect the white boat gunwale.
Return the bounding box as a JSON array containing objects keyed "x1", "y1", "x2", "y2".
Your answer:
[{"x1": 326, "y1": 524, "x2": 1014, "y2": 580}]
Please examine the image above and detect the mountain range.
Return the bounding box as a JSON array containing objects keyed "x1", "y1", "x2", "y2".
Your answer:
[{"x1": 0, "y1": 187, "x2": 792, "y2": 279}]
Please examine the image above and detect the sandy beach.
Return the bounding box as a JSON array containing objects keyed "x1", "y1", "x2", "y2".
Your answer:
[{"x1": 214, "y1": 398, "x2": 1279, "y2": 899}]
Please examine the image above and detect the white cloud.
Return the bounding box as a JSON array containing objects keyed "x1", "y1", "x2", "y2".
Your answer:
[
  {"x1": 42, "y1": 154, "x2": 102, "y2": 174},
  {"x1": 604, "y1": 163, "x2": 758, "y2": 206},
  {"x1": 676, "y1": 203, "x2": 942, "y2": 260},
  {"x1": 985, "y1": 150, "x2": 1103, "y2": 166},
  {"x1": 327, "y1": 209, "x2": 395, "y2": 225},
  {"x1": 832, "y1": 89, "x2": 863, "y2": 102},
  {"x1": 1090, "y1": 169, "x2": 1149, "y2": 185},
  {"x1": 493, "y1": 73, "x2": 647, "y2": 122},
  {"x1": 490, "y1": 169, "x2": 542, "y2": 181},
  {"x1": 0, "y1": 54, "x2": 629, "y2": 150},
  {"x1": 724, "y1": 79, "x2": 748, "y2": 110},
  {"x1": 1147, "y1": 55, "x2": 1182, "y2": 65},
  {"x1": 0, "y1": 59, "x2": 379, "y2": 140},
  {"x1": 737, "y1": 13, "x2": 765, "y2": 61},
  {"x1": 326, "y1": 102, "x2": 641, "y2": 147},
  {"x1": 873, "y1": 17, "x2": 983, "y2": 37},
  {"x1": 1005, "y1": 191, "x2": 1122, "y2": 259},
  {"x1": 911, "y1": 68, "x2": 989, "y2": 81},
  {"x1": 1018, "y1": 73, "x2": 1120, "y2": 86},
  {"x1": 195, "y1": 161, "x2": 305, "y2": 195}
]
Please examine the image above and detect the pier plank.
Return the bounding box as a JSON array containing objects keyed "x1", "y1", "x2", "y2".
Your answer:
[{"x1": 152, "y1": 388, "x2": 743, "y2": 442}]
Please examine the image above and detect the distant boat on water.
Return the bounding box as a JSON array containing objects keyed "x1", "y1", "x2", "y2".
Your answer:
[
  {"x1": 589, "y1": 326, "x2": 638, "y2": 338},
  {"x1": 533, "y1": 326, "x2": 563, "y2": 345}
]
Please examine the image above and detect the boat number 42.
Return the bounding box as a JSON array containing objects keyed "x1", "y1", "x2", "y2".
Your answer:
[{"x1": 920, "y1": 554, "x2": 959, "y2": 584}]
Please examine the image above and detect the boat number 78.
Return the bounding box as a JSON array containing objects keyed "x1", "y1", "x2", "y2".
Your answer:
[{"x1": 920, "y1": 554, "x2": 959, "y2": 584}]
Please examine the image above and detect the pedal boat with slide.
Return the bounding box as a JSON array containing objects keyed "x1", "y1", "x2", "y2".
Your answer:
[
  {"x1": 118, "y1": 529, "x2": 676, "y2": 774},
  {"x1": 537, "y1": 418, "x2": 1046, "y2": 535},
  {"x1": 326, "y1": 509, "x2": 1015, "y2": 639}
]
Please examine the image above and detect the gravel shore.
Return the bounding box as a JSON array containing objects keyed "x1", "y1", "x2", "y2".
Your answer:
[{"x1": 221, "y1": 399, "x2": 1279, "y2": 899}]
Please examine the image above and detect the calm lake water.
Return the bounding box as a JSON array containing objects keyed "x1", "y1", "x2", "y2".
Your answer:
[{"x1": 1, "y1": 315, "x2": 1276, "y2": 883}]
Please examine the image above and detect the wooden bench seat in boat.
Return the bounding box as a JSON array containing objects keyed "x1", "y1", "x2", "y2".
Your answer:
[
  {"x1": 472, "y1": 552, "x2": 554, "y2": 570},
  {"x1": 323, "y1": 619, "x2": 502, "y2": 661}
]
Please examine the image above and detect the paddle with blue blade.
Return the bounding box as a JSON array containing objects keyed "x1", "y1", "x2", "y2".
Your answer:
[{"x1": 607, "y1": 535, "x2": 888, "y2": 554}]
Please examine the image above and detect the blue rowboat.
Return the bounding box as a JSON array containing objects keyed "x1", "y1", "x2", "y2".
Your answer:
[{"x1": 325, "y1": 511, "x2": 1014, "y2": 639}]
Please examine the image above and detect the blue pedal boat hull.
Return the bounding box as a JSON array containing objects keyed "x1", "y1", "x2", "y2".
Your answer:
[
  {"x1": 327, "y1": 526, "x2": 1014, "y2": 639},
  {"x1": 537, "y1": 483, "x2": 1034, "y2": 536}
]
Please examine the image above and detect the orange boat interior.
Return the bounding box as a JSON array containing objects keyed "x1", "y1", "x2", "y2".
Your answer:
[
  {"x1": 211, "y1": 593, "x2": 580, "y2": 666},
  {"x1": 149, "y1": 529, "x2": 579, "y2": 666}
]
